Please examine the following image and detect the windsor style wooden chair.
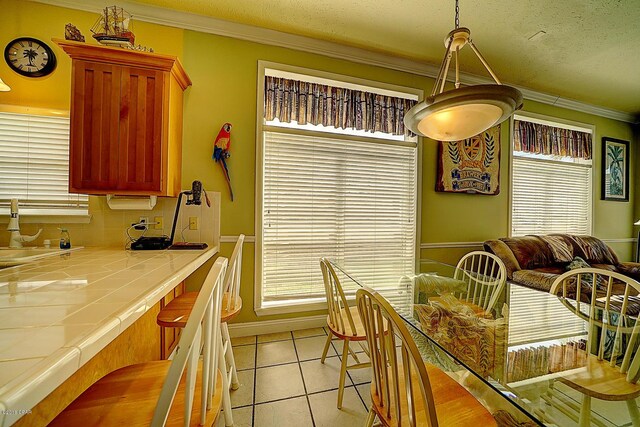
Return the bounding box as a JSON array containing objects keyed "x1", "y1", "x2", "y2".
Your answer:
[
  {"x1": 319, "y1": 258, "x2": 370, "y2": 409},
  {"x1": 550, "y1": 268, "x2": 640, "y2": 427},
  {"x1": 356, "y1": 285, "x2": 497, "y2": 426},
  {"x1": 157, "y1": 235, "x2": 245, "y2": 426},
  {"x1": 453, "y1": 251, "x2": 507, "y2": 315}
]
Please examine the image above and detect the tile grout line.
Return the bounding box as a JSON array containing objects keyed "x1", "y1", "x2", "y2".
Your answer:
[
  {"x1": 291, "y1": 330, "x2": 316, "y2": 427},
  {"x1": 251, "y1": 334, "x2": 258, "y2": 427}
]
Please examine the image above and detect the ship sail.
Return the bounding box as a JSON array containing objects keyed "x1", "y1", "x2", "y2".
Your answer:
[{"x1": 90, "y1": 6, "x2": 135, "y2": 47}]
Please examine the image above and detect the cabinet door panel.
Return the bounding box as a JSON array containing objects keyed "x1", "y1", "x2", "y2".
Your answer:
[
  {"x1": 69, "y1": 61, "x2": 120, "y2": 192},
  {"x1": 118, "y1": 67, "x2": 164, "y2": 192}
]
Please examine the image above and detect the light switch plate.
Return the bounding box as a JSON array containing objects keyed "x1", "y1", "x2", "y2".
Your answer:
[{"x1": 189, "y1": 217, "x2": 198, "y2": 230}]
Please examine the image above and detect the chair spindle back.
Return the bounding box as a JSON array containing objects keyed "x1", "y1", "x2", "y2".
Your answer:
[
  {"x1": 224, "y1": 234, "x2": 245, "y2": 312},
  {"x1": 151, "y1": 257, "x2": 228, "y2": 427},
  {"x1": 320, "y1": 258, "x2": 358, "y2": 337},
  {"x1": 550, "y1": 268, "x2": 640, "y2": 383},
  {"x1": 454, "y1": 251, "x2": 506, "y2": 313},
  {"x1": 356, "y1": 286, "x2": 439, "y2": 427}
]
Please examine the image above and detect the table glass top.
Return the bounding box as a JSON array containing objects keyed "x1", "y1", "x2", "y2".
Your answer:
[{"x1": 329, "y1": 258, "x2": 640, "y2": 427}]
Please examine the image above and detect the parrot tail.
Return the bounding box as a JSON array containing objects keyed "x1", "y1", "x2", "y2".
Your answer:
[{"x1": 219, "y1": 157, "x2": 234, "y2": 201}]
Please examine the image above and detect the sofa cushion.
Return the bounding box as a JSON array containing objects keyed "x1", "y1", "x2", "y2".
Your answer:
[
  {"x1": 483, "y1": 239, "x2": 521, "y2": 279},
  {"x1": 567, "y1": 235, "x2": 619, "y2": 265},
  {"x1": 616, "y1": 262, "x2": 640, "y2": 283},
  {"x1": 500, "y1": 236, "x2": 556, "y2": 270},
  {"x1": 512, "y1": 270, "x2": 559, "y2": 292}
]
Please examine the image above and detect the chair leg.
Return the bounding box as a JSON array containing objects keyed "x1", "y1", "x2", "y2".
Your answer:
[
  {"x1": 579, "y1": 395, "x2": 591, "y2": 427},
  {"x1": 222, "y1": 322, "x2": 240, "y2": 390},
  {"x1": 627, "y1": 398, "x2": 640, "y2": 427},
  {"x1": 218, "y1": 334, "x2": 235, "y2": 426},
  {"x1": 365, "y1": 408, "x2": 376, "y2": 427},
  {"x1": 320, "y1": 332, "x2": 332, "y2": 364},
  {"x1": 337, "y1": 340, "x2": 350, "y2": 409}
]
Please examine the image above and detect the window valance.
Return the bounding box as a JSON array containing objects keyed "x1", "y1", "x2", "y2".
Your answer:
[
  {"x1": 514, "y1": 120, "x2": 592, "y2": 160},
  {"x1": 264, "y1": 76, "x2": 416, "y2": 136}
]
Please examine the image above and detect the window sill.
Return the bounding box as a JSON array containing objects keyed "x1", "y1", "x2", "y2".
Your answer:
[
  {"x1": 255, "y1": 298, "x2": 328, "y2": 316},
  {"x1": 255, "y1": 295, "x2": 359, "y2": 317},
  {"x1": 0, "y1": 211, "x2": 92, "y2": 225}
]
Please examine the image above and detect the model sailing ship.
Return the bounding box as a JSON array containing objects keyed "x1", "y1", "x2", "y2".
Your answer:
[{"x1": 91, "y1": 6, "x2": 135, "y2": 47}]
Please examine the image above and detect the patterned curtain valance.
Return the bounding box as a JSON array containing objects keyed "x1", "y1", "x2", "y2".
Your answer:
[
  {"x1": 514, "y1": 120, "x2": 592, "y2": 160},
  {"x1": 264, "y1": 76, "x2": 417, "y2": 136}
]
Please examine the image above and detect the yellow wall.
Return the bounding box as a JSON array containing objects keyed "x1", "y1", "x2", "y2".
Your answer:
[{"x1": 2, "y1": 1, "x2": 637, "y2": 325}]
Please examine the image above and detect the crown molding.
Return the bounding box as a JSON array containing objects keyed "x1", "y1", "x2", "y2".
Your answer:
[{"x1": 31, "y1": 0, "x2": 636, "y2": 123}]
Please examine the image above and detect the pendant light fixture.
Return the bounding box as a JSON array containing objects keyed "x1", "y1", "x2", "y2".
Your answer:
[
  {"x1": 0, "y1": 77, "x2": 10, "y2": 92},
  {"x1": 404, "y1": 0, "x2": 523, "y2": 141}
]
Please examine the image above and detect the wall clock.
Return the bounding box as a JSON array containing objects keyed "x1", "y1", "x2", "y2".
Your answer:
[{"x1": 4, "y1": 37, "x2": 57, "y2": 78}]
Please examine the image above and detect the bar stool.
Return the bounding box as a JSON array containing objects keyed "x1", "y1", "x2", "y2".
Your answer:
[
  {"x1": 158, "y1": 235, "x2": 245, "y2": 425},
  {"x1": 50, "y1": 257, "x2": 229, "y2": 427}
]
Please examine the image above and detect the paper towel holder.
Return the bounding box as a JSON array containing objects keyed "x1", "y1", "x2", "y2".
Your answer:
[{"x1": 106, "y1": 194, "x2": 158, "y2": 210}]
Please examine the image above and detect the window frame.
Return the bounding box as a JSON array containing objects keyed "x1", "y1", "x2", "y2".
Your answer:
[
  {"x1": 508, "y1": 110, "x2": 595, "y2": 238},
  {"x1": 255, "y1": 61, "x2": 423, "y2": 316},
  {"x1": 0, "y1": 104, "x2": 90, "y2": 224}
]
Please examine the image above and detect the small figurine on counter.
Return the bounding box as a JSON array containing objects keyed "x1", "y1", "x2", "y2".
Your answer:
[
  {"x1": 64, "y1": 23, "x2": 85, "y2": 42},
  {"x1": 213, "y1": 122, "x2": 234, "y2": 201}
]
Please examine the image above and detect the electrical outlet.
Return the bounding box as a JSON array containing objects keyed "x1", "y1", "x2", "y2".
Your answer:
[
  {"x1": 139, "y1": 216, "x2": 149, "y2": 225},
  {"x1": 189, "y1": 217, "x2": 198, "y2": 230},
  {"x1": 154, "y1": 216, "x2": 163, "y2": 230}
]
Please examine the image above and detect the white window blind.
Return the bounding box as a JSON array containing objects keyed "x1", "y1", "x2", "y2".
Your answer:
[
  {"x1": 508, "y1": 285, "x2": 586, "y2": 346},
  {"x1": 262, "y1": 130, "x2": 417, "y2": 302},
  {"x1": 0, "y1": 111, "x2": 88, "y2": 214},
  {"x1": 510, "y1": 116, "x2": 591, "y2": 346},
  {"x1": 511, "y1": 156, "x2": 592, "y2": 236}
]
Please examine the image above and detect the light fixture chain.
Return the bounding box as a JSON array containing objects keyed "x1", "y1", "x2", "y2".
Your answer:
[{"x1": 455, "y1": 0, "x2": 459, "y2": 29}]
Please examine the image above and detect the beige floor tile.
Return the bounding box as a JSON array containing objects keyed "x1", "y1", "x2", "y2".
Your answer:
[
  {"x1": 257, "y1": 331, "x2": 292, "y2": 343},
  {"x1": 255, "y1": 363, "x2": 305, "y2": 403},
  {"x1": 254, "y1": 396, "x2": 313, "y2": 427},
  {"x1": 347, "y1": 363, "x2": 371, "y2": 385},
  {"x1": 300, "y1": 356, "x2": 352, "y2": 394},
  {"x1": 332, "y1": 339, "x2": 367, "y2": 356},
  {"x1": 356, "y1": 383, "x2": 371, "y2": 410},
  {"x1": 292, "y1": 327, "x2": 326, "y2": 339},
  {"x1": 257, "y1": 340, "x2": 297, "y2": 367},
  {"x1": 295, "y1": 335, "x2": 336, "y2": 361},
  {"x1": 308, "y1": 386, "x2": 368, "y2": 427},
  {"x1": 231, "y1": 335, "x2": 256, "y2": 346},
  {"x1": 233, "y1": 344, "x2": 256, "y2": 371},
  {"x1": 230, "y1": 369, "x2": 254, "y2": 408},
  {"x1": 216, "y1": 406, "x2": 253, "y2": 427}
]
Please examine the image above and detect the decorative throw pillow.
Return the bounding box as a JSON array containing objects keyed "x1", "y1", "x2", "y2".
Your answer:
[{"x1": 566, "y1": 256, "x2": 590, "y2": 270}]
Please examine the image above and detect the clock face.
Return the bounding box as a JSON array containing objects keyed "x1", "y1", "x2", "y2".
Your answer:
[{"x1": 4, "y1": 37, "x2": 57, "y2": 78}]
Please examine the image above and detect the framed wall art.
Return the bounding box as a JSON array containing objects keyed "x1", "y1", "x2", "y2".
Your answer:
[
  {"x1": 436, "y1": 124, "x2": 501, "y2": 195},
  {"x1": 602, "y1": 137, "x2": 629, "y2": 202}
]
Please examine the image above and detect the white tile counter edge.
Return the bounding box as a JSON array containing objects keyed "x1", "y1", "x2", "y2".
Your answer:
[{"x1": 0, "y1": 246, "x2": 218, "y2": 426}]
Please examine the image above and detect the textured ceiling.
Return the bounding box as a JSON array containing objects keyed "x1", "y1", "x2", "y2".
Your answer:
[{"x1": 131, "y1": 0, "x2": 640, "y2": 116}]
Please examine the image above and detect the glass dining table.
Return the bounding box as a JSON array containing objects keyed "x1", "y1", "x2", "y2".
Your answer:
[{"x1": 328, "y1": 258, "x2": 638, "y2": 427}]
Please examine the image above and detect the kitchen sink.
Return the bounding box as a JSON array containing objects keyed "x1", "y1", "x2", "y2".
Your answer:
[{"x1": 0, "y1": 247, "x2": 81, "y2": 268}]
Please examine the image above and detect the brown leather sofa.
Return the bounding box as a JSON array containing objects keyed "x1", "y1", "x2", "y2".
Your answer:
[{"x1": 483, "y1": 234, "x2": 640, "y2": 292}]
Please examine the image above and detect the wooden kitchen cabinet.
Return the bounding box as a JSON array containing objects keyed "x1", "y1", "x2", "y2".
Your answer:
[{"x1": 55, "y1": 40, "x2": 191, "y2": 196}]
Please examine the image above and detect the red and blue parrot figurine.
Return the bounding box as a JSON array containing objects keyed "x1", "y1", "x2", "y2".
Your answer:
[{"x1": 213, "y1": 122, "x2": 234, "y2": 201}]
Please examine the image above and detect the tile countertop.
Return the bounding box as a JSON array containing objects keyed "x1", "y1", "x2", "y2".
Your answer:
[{"x1": 0, "y1": 246, "x2": 218, "y2": 427}]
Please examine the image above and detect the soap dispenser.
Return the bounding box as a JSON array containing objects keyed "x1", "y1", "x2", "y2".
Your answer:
[{"x1": 59, "y1": 228, "x2": 71, "y2": 249}]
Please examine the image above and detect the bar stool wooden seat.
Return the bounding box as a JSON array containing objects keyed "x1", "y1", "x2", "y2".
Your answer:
[
  {"x1": 356, "y1": 285, "x2": 497, "y2": 427},
  {"x1": 50, "y1": 257, "x2": 229, "y2": 427},
  {"x1": 158, "y1": 235, "x2": 245, "y2": 426}
]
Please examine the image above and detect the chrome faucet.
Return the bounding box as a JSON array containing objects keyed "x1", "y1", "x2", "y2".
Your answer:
[{"x1": 7, "y1": 199, "x2": 42, "y2": 248}]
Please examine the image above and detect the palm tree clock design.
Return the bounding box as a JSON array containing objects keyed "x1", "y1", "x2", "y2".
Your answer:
[{"x1": 4, "y1": 37, "x2": 57, "y2": 78}]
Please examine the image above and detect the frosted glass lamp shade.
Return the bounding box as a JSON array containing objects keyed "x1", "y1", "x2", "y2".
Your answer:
[
  {"x1": 0, "y1": 78, "x2": 10, "y2": 92},
  {"x1": 405, "y1": 84, "x2": 523, "y2": 141}
]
